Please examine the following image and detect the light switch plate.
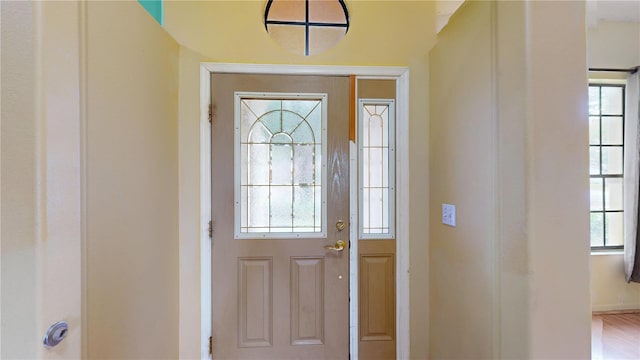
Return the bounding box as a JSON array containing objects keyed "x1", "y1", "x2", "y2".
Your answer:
[{"x1": 442, "y1": 204, "x2": 456, "y2": 227}]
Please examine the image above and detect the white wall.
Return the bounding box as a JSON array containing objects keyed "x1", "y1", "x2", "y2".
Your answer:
[{"x1": 588, "y1": 20, "x2": 640, "y2": 312}]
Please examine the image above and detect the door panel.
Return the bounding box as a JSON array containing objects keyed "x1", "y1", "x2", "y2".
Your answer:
[{"x1": 211, "y1": 73, "x2": 350, "y2": 359}]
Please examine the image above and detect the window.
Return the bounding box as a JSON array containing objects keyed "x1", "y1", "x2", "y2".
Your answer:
[
  {"x1": 264, "y1": 0, "x2": 349, "y2": 56},
  {"x1": 589, "y1": 83, "x2": 625, "y2": 250},
  {"x1": 359, "y1": 99, "x2": 395, "y2": 239},
  {"x1": 235, "y1": 93, "x2": 327, "y2": 239}
]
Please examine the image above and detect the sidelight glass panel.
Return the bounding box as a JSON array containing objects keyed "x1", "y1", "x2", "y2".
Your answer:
[
  {"x1": 359, "y1": 100, "x2": 395, "y2": 238},
  {"x1": 236, "y1": 94, "x2": 327, "y2": 238}
]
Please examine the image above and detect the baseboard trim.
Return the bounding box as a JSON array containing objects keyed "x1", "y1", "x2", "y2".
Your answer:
[{"x1": 593, "y1": 309, "x2": 640, "y2": 315}]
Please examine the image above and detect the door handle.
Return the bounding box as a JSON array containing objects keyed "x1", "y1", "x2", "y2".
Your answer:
[{"x1": 324, "y1": 240, "x2": 346, "y2": 252}]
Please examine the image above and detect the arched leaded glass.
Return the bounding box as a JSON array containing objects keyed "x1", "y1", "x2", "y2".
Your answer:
[{"x1": 236, "y1": 93, "x2": 327, "y2": 238}]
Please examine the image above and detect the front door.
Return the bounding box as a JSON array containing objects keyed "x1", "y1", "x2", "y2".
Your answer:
[{"x1": 211, "y1": 73, "x2": 350, "y2": 359}]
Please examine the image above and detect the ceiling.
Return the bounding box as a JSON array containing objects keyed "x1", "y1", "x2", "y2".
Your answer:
[{"x1": 437, "y1": 0, "x2": 640, "y2": 33}]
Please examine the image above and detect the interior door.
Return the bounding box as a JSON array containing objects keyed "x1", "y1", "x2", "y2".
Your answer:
[{"x1": 211, "y1": 73, "x2": 350, "y2": 359}]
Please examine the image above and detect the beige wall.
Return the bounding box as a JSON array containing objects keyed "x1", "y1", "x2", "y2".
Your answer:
[
  {"x1": 1, "y1": 2, "x2": 38, "y2": 357},
  {"x1": 2, "y1": 2, "x2": 84, "y2": 358},
  {"x1": 430, "y1": 1, "x2": 590, "y2": 358},
  {"x1": 429, "y1": 2, "x2": 495, "y2": 357},
  {"x1": 86, "y1": 1, "x2": 179, "y2": 358},
  {"x1": 587, "y1": 20, "x2": 640, "y2": 312},
  {"x1": 164, "y1": 1, "x2": 437, "y2": 358}
]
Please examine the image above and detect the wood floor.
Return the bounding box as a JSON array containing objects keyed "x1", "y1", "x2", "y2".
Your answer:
[{"x1": 592, "y1": 312, "x2": 640, "y2": 359}]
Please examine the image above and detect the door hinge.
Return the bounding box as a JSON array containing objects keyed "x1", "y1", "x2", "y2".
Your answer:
[
  {"x1": 208, "y1": 335, "x2": 213, "y2": 355},
  {"x1": 208, "y1": 221, "x2": 213, "y2": 238},
  {"x1": 208, "y1": 103, "x2": 213, "y2": 123}
]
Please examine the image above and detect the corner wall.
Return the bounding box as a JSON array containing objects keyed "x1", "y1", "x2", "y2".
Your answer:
[
  {"x1": 85, "y1": 2, "x2": 180, "y2": 358},
  {"x1": 430, "y1": 1, "x2": 590, "y2": 358}
]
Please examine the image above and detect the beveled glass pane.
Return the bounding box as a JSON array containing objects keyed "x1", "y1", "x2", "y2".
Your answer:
[
  {"x1": 606, "y1": 212, "x2": 624, "y2": 246},
  {"x1": 382, "y1": 148, "x2": 389, "y2": 188},
  {"x1": 271, "y1": 132, "x2": 292, "y2": 144},
  {"x1": 307, "y1": 105, "x2": 322, "y2": 139},
  {"x1": 601, "y1": 86, "x2": 623, "y2": 115},
  {"x1": 368, "y1": 114, "x2": 383, "y2": 147},
  {"x1": 293, "y1": 186, "x2": 314, "y2": 227},
  {"x1": 293, "y1": 145, "x2": 315, "y2": 185},
  {"x1": 605, "y1": 178, "x2": 623, "y2": 211},
  {"x1": 362, "y1": 189, "x2": 370, "y2": 232},
  {"x1": 271, "y1": 144, "x2": 293, "y2": 185},
  {"x1": 308, "y1": 26, "x2": 347, "y2": 56},
  {"x1": 590, "y1": 146, "x2": 600, "y2": 175},
  {"x1": 368, "y1": 147, "x2": 383, "y2": 188},
  {"x1": 589, "y1": 116, "x2": 600, "y2": 145},
  {"x1": 248, "y1": 123, "x2": 272, "y2": 144},
  {"x1": 271, "y1": 186, "x2": 293, "y2": 227},
  {"x1": 241, "y1": 101, "x2": 259, "y2": 137},
  {"x1": 601, "y1": 117, "x2": 623, "y2": 145},
  {"x1": 590, "y1": 212, "x2": 604, "y2": 247},
  {"x1": 314, "y1": 144, "x2": 322, "y2": 184},
  {"x1": 282, "y1": 100, "x2": 319, "y2": 120},
  {"x1": 291, "y1": 122, "x2": 315, "y2": 143},
  {"x1": 248, "y1": 186, "x2": 270, "y2": 227},
  {"x1": 260, "y1": 110, "x2": 282, "y2": 134},
  {"x1": 590, "y1": 178, "x2": 603, "y2": 211},
  {"x1": 267, "y1": 0, "x2": 306, "y2": 22},
  {"x1": 241, "y1": 144, "x2": 248, "y2": 185},
  {"x1": 589, "y1": 86, "x2": 600, "y2": 115},
  {"x1": 241, "y1": 186, "x2": 248, "y2": 228},
  {"x1": 362, "y1": 109, "x2": 370, "y2": 147},
  {"x1": 314, "y1": 185, "x2": 321, "y2": 227},
  {"x1": 249, "y1": 144, "x2": 270, "y2": 185},
  {"x1": 362, "y1": 148, "x2": 370, "y2": 188},
  {"x1": 369, "y1": 188, "x2": 383, "y2": 231},
  {"x1": 308, "y1": 0, "x2": 347, "y2": 23},
  {"x1": 282, "y1": 110, "x2": 302, "y2": 134},
  {"x1": 602, "y1": 146, "x2": 623, "y2": 175},
  {"x1": 267, "y1": 24, "x2": 306, "y2": 56},
  {"x1": 382, "y1": 189, "x2": 389, "y2": 230},
  {"x1": 380, "y1": 106, "x2": 389, "y2": 147}
]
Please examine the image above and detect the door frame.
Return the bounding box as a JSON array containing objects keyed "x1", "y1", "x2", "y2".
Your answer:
[{"x1": 198, "y1": 63, "x2": 410, "y2": 359}]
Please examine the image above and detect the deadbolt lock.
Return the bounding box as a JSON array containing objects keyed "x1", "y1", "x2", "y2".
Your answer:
[{"x1": 336, "y1": 220, "x2": 346, "y2": 231}]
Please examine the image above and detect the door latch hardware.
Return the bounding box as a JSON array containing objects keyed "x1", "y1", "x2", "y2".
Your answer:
[{"x1": 43, "y1": 321, "x2": 68, "y2": 348}]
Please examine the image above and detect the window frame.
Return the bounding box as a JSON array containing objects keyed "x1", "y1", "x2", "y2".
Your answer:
[
  {"x1": 233, "y1": 92, "x2": 328, "y2": 239},
  {"x1": 589, "y1": 81, "x2": 626, "y2": 251},
  {"x1": 358, "y1": 98, "x2": 396, "y2": 240}
]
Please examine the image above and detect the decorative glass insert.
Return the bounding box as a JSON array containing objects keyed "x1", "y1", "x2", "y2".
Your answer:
[
  {"x1": 235, "y1": 93, "x2": 327, "y2": 238},
  {"x1": 264, "y1": 0, "x2": 349, "y2": 56},
  {"x1": 589, "y1": 83, "x2": 625, "y2": 250},
  {"x1": 359, "y1": 100, "x2": 395, "y2": 239}
]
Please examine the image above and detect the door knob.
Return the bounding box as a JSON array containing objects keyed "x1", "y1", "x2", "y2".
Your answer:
[{"x1": 324, "y1": 240, "x2": 346, "y2": 252}]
